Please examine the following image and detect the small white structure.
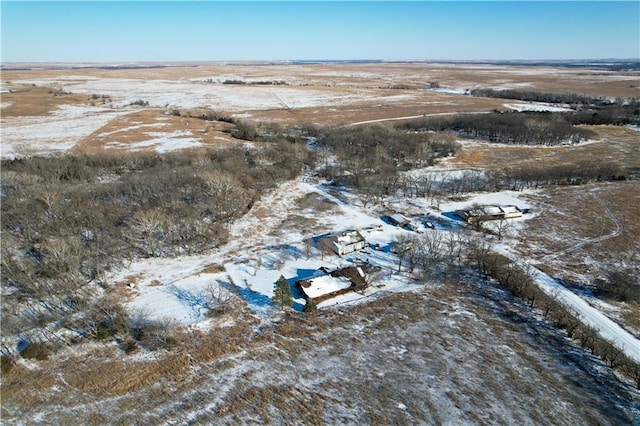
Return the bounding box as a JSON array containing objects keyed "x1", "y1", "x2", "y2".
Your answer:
[
  {"x1": 501, "y1": 205, "x2": 523, "y2": 219},
  {"x1": 328, "y1": 230, "x2": 366, "y2": 256}
]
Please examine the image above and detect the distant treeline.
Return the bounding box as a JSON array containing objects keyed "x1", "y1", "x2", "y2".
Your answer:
[
  {"x1": 561, "y1": 101, "x2": 640, "y2": 126},
  {"x1": 469, "y1": 89, "x2": 640, "y2": 126},
  {"x1": 470, "y1": 88, "x2": 600, "y2": 105},
  {"x1": 396, "y1": 112, "x2": 595, "y2": 145}
]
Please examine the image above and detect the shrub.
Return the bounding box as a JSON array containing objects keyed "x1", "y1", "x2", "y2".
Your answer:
[
  {"x1": 20, "y1": 342, "x2": 50, "y2": 361},
  {"x1": 1, "y1": 355, "x2": 15, "y2": 374}
]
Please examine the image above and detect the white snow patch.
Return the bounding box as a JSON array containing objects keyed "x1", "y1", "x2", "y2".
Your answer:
[
  {"x1": 427, "y1": 87, "x2": 469, "y2": 95},
  {"x1": 106, "y1": 130, "x2": 202, "y2": 153},
  {"x1": 1, "y1": 108, "x2": 130, "y2": 159},
  {"x1": 503, "y1": 103, "x2": 573, "y2": 112},
  {"x1": 51, "y1": 104, "x2": 115, "y2": 117},
  {"x1": 439, "y1": 190, "x2": 534, "y2": 213},
  {"x1": 98, "y1": 122, "x2": 168, "y2": 137}
]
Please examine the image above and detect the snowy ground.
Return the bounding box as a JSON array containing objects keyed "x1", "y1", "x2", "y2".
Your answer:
[
  {"x1": 8, "y1": 76, "x2": 418, "y2": 112},
  {"x1": 0, "y1": 105, "x2": 130, "y2": 158},
  {"x1": 503, "y1": 102, "x2": 574, "y2": 112},
  {"x1": 105, "y1": 170, "x2": 640, "y2": 363}
]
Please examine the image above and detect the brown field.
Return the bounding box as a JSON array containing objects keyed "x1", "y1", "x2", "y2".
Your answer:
[
  {"x1": 2, "y1": 285, "x2": 636, "y2": 424},
  {"x1": 447, "y1": 125, "x2": 640, "y2": 172},
  {"x1": 517, "y1": 180, "x2": 640, "y2": 333},
  {"x1": 0, "y1": 85, "x2": 89, "y2": 117},
  {"x1": 2, "y1": 62, "x2": 638, "y2": 157},
  {"x1": 72, "y1": 109, "x2": 239, "y2": 154}
]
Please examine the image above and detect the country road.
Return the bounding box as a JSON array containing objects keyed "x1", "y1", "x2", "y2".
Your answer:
[{"x1": 529, "y1": 264, "x2": 640, "y2": 363}]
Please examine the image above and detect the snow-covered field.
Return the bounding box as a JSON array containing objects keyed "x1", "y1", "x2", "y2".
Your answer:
[
  {"x1": 0, "y1": 106, "x2": 130, "y2": 158},
  {"x1": 9, "y1": 77, "x2": 418, "y2": 111},
  {"x1": 105, "y1": 130, "x2": 203, "y2": 153}
]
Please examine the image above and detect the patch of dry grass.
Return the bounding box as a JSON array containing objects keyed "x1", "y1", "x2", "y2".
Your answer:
[
  {"x1": 1, "y1": 284, "x2": 637, "y2": 424},
  {"x1": 448, "y1": 125, "x2": 640, "y2": 173},
  {"x1": 72, "y1": 109, "x2": 240, "y2": 154},
  {"x1": 0, "y1": 85, "x2": 88, "y2": 117},
  {"x1": 520, "y1": 181, "x2": 640, "y2": 272}
]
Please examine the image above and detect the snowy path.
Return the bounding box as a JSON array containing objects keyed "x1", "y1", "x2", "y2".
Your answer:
[
  {"x1": 348, "y1": 111, "x2": 489, "y2": 126},
  {"x1": 531, "y1": 265, "x2": 640, "y2": 362},
  {"x1": 501, "y1": 249, "x2": 640, "y2": 363}
]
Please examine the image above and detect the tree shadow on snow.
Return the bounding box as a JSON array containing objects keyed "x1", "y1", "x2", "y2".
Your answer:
[
  {"x1": 217, "y1": 279, "x2": 273, "y2": 308},
  {"x1": 166, "y1": 285, "x2": 210, "y2": 312}
]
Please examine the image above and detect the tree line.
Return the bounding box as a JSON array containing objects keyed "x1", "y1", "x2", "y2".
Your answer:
[
  {"x1": 469, "y1": 89, "x2": 640, "y2": 126},
  {"x1": 390, "y1": 230, "x2": 640, "y2": 389},
  {"x1": 396, "y1": 112, "x2": 595, "y2": 145},
  {"x1": 470, "y1": 88, "x2": 605, "y2": 105},
  {"x1": 1, "y1": 140, "x2": 311, "y2": 359},
  {"x1": 313, "y1": 124, "x2": 460, "y2": 205}
]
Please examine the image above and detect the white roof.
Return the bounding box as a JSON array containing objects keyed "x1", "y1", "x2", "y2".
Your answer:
[
  {"x1": 501, "y1": 205, "x2": 520, "y2": 213},
  {"x1": 482, "y1": 205, "x2": 503, "y2": 215},
  {"x1": 334, "y1": 230, "x2": 364, "y2": 246},
  {"x1": 303, "y1": 274, "x2": 352, "y2": 299}
]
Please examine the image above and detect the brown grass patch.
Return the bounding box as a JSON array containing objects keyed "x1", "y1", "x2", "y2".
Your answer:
[
  {"x1": 72, "y1": 109, "x2": 240, "y2": 154},
  {"x1": 295, "y1": 192, "x2": 339, "y2": 213},
  {"x1": 518, "y1": 180, "x2": 640, "y2": 335},
  {"x1": 448, "y1": 125, "x2": 640, "y2": 173},
  {"x1": 520, "y1": 181, "x2": 640, "y2": 269},
  {"x1": 200, "y1": 264, "x2": 226, "y2": 274},
  {"x1": 0, "y1": 85, "x2": 88, "y2": 117}
]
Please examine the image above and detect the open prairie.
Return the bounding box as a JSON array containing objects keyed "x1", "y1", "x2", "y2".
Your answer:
[
  {"x1": 2, "y1": 62, "x2": 639, "y2": 158},
  {"x1": 2, "y1": 61, "x2": 640, "y2": 423}
]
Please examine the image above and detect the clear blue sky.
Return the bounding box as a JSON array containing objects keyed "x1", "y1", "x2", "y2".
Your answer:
[{"x1": 1, "y1": 1, "x2": 638, "y2": 62}]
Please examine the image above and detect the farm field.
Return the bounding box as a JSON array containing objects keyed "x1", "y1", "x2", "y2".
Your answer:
[{"x1": 1, "y1": 61, "x2": 639, "y2": 423}]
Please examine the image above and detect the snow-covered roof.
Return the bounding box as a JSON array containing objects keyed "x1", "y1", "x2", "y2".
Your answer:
[
  {"x1": 501, "y1": 205, "x2": 521, "y2": 214},
  {"x1": 301, "y1": 274, "x2": 352, "y2": 299},
  {"x1": 331, "y1": 230, "x2": 365, "y2": 246},
  {"x1": 482, "y1": 205, "x2": 503, "y2": 215},
  {"x1": 390, "y1": 213, "x2": 410, "y2": 225}
]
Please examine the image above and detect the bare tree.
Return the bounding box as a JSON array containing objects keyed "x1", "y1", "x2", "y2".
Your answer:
[
  {"x1": 393, "y1": 233, "x2": 415, "y2": 273},
  {"x1": 204, "y1": 282, "x2": 232, "y2": 315},
  {"x1": 495, "y1": 217, "x2": 514, "y2": 241},
  {"x1": 318, "y1": 238, "x2": 334, "y2": 261}
]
